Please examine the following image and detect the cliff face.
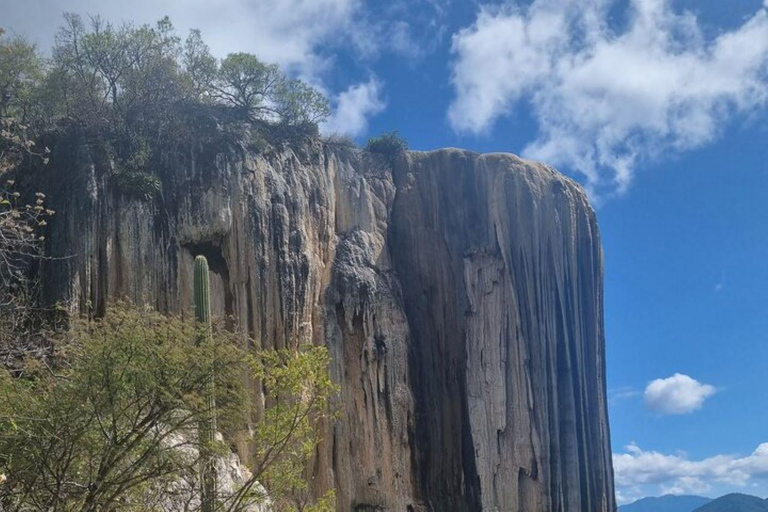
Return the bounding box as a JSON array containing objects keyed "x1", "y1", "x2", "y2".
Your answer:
[{"x1": 36, "y1": 134, "x2": 615, "y2": 512}]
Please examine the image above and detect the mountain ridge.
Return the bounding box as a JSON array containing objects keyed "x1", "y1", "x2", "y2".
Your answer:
[
  {"x1": 693, "y1": 493, "x2": 768, "y2": 512},
  {"x1": 620, "y1": 493, "x2": 768, "y2": 512},
  {"x1": 619, "y1": 494, "x2": 712, "y2": 512}
]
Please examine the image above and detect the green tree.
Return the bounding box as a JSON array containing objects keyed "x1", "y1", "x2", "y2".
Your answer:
[
  {"x1": 213, "y1": 53, "x2": 283, "y2": 122},
  {"x1": 183, "y1": 29, "x2": 217, "y2": 100},
  {"x1": 0, "y1": 29, "x2": 44, "y2": 123},
  {"x1": 274, "y1": 79, "x2": 330, "y2": 126},
  {"x1": 0, "y1": 303, "x2": 336, "y2": 511},
  {"x1": 6, "y1": 15, "x2": 330, "y2": 143},
  {"x1": 0, "y1": 305, "x2": 243, "y2": 511},
  {"x1": 229, "y1": 346, "x2": 336, "y2": 512}
]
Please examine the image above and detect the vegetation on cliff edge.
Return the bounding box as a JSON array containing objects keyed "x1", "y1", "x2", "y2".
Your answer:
[{"x1": 0, "y1": 18, "x2": 330, "y2": 199}]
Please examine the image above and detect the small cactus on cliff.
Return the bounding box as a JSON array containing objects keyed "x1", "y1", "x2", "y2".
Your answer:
[{"x1": 194, "y1": 255, "x2": 217, "y2": 512}]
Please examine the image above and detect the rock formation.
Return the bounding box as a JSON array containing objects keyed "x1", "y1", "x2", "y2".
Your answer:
[{"x1": 33, "y1": 132, "x2": 615, "y2": 511}]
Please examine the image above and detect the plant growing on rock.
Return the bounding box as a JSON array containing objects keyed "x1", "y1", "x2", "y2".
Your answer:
[{"x1": 365, "y1": 130, "x2": 408, "y2": 164}]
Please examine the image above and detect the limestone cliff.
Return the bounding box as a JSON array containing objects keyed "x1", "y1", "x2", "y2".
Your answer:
[{"x1": 33, "y1": 132, "x2": 615, "y2": 512}]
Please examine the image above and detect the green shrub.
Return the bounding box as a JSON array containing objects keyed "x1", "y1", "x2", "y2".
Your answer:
[
  {"x1": 0, "y1": 302, "x2": 338, "y2": 511},
  {"x1": 106, "y1": 136, "x2": 162, "y2": 201},
  {"x1": 365, "y1": 131, "x2": 408, "y2": 160},
  {"x1": 0, "y1": 303, "x2": 248, "y2": 510},
  {"x1": 322, "y1": 133, "x2": 358, "y2": 149},
  {"x1": 1, "y1": 15, "x2": 333, "y2": 174},
  {"x1": 112, "y1": 169, "x2": 162, "y2": 201}
]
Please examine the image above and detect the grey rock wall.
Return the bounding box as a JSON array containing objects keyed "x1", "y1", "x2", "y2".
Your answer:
[{"x1": 35, "y1": 133, "x2": 615, "y2": 512}]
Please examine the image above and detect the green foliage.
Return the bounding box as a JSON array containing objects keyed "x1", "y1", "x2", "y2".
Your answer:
[
  {"x1": 0, "y1": 15, "x2": 332, "y2": 196},
  {"x1": 365, "y1": 131, "x2": 408, "y2": 161},
  {"x1": 274, "y1": 79, "x2": 330, "y2": 126},
  {"x1": 213, "y1": 53, "x2": 282, "y2": 121},
  {"x1": 238, "y1": 346, "x2": 337, "y2": 512},
  {"x1": 301, "y1": 491, "x2": 337, "y2": 512},
  {"x1": 108, "y1": 137, "x2": 162, "y2": 201},
  {"x1": 0, "y1": 29, "x2": 44, "y2": 123},
  {"x1": 112, "y1": 169, "x2": 162, "y2": 201},
  {"x1": 49, "y1": 14, "x2": 184, "y2": 129},
  {"x1": 183, "y1": 29, "x2": 217, "y2": 100},
  {"x1": 210, "y1": 53, "x2": 329, "y2": 128},
  {"x1": 0, "y1": 302, "x2": 337, "y2": 511},
  {"x1": 0, "y1": 304, "x2": 248, "y2": 511}
]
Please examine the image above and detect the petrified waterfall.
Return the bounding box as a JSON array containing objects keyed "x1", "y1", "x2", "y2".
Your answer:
[{"x1": 36, "y1": 134, "x2": 615, "y2": 512}]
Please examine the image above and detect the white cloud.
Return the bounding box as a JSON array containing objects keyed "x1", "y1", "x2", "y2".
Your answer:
[
  {"x1": 614, "y1": 442, "x2": 768, "y2": 496},
  {"x1": 448, "y1": 0, "x2": 768, "y2": 196},
  {"x1": 4, "y1": 0, "x2": 446, "y2": 76},
  {"x1": 321, "y1": 78, "x2": 386, "y2": 137},
  {"x1": 347, "y1": 0, "x2": 450, "y2": 61},
  {"x1": 608, "y1": 386, "x2": 641, "y2": 405},
  {"x1": 644, "y1": 373, "x2": 716, "y2": 414},
  {"x1": 661, "y1": 476, "x2": 712, "y2": 496}
]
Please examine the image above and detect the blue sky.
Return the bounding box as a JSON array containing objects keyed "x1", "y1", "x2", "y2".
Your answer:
[{"x1": 4, "y1": 0, "x2": 768, "y2": 505}]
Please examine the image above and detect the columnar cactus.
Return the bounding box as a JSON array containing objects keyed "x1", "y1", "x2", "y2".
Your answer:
[{"x1": 194, "y1": 255, "x2": 217, "y2": 512}]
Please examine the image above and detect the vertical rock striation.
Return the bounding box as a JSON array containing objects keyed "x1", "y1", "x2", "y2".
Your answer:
[
  {"x1": 390, "y1": 150, "x2": 614, "y2": 511},
  {"x1": 34, "y1": 133, "x2": 615, "y2": 511}
]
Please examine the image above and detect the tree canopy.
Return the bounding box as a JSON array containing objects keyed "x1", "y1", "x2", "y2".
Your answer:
[
  {"x1": 1, "y1": 16, "x2": 329, "y2": 149},
  {"x1": 0, "y1": 16, "x2": 331, "y2": 202}
]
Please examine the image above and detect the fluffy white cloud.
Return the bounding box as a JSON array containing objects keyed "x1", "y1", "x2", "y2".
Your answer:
[
  {"x1": 321, "y1": 78, "x2": 386, "y2": 137},
  {"x1": 644, "y1": 373, "x2": 716, "y2": 414},
  {"x1": 448, "y1": 0, "x2": 768, "y2": 196},
  {"x1": 614, "y1": 443, "x2": 768, "y2": 496}
]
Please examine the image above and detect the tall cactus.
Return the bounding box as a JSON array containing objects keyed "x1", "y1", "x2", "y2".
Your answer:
[{"x1": 194, "y1": 255, "x2": 217, "y2": 512}]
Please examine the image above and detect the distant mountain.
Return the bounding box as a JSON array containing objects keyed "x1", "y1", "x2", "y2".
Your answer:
[
  {"x1": 693, "y1": 493, "x2": 768, "y2": 512},
  {"x1": 619, "y1": 494, "x2": 712, "y2": 512}
]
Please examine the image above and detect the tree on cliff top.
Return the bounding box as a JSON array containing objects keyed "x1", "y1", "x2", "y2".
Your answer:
[
  {"x1": 35, "y1": 15, "x2": 329, "y2": 133},
  {"x1": 1, "y1": 16, "x2": 330, "y2": 198},
  {"x1": 0, "y1": 29, "x2": 44, "y2": 124}
]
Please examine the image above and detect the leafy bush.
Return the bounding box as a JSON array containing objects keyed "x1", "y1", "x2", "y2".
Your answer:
[
  {"x1": 365, "y1": 131, "x2": 408, "y2": 160},
  {"x1": 112, "y1": 169, "x2": 162, "y2": 200},
  {"x1": 0, "y1": 304, "x2": 247, "y2": 510},
  {"x1": 322, "y1": 133, "x2": 358, "y2": 149},
  {"x1": 0, "y1": 303, "x2": 337, "y2": 511}
]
